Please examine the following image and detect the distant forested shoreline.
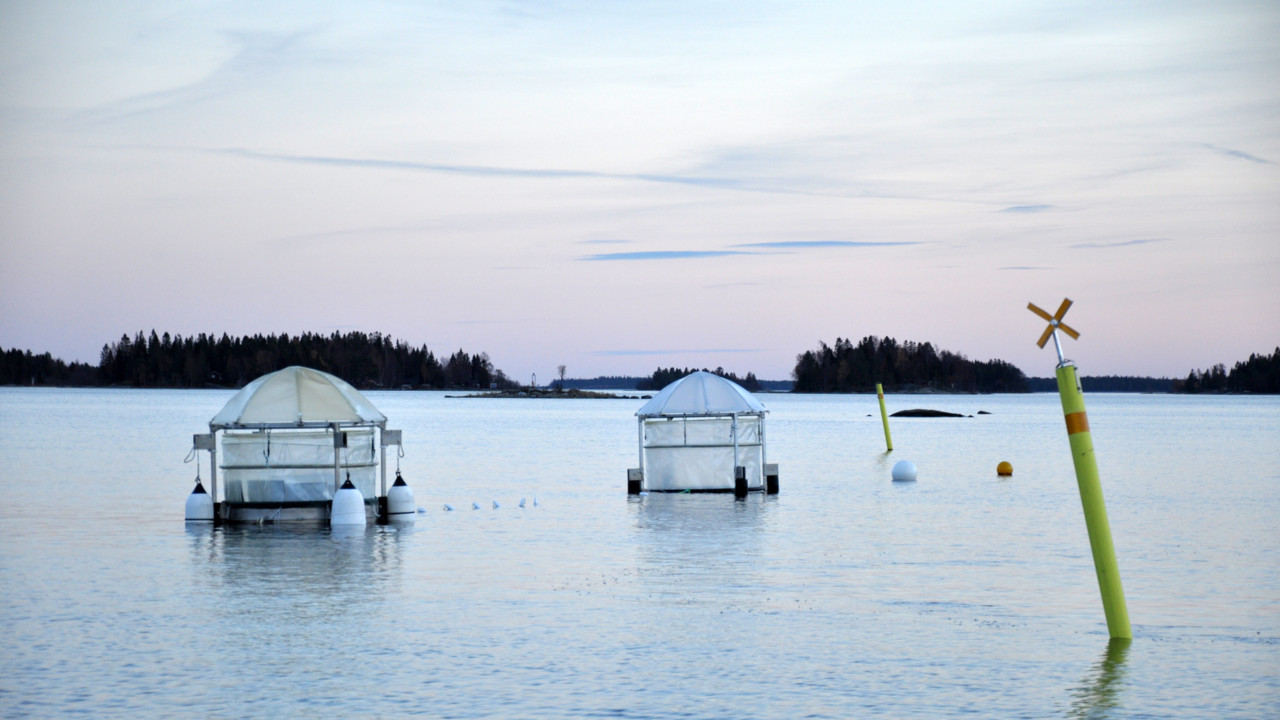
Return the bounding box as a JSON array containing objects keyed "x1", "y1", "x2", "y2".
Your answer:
[
  {"x1": 1025, "y1": 375, "x2": 1175, "y2": 393},
  {"x1": 1, "y1": 331, "x2": 517, "y2": 390},
  {"x1": 561, "y1": 374, "x2": 793, "y2": 392},
  {"x1": 637, "y1": 367, "x2": 763, "y2": 392},
  {"x1": 1027, "y1": 347, "x2": 1280, "y2": 394},
  {"x1": 1174, "y1": 348, "x2": 1280, "y2": 394},
  {"x1": 3, "y1": 333, "x2": 1277, "y2": 394},
  {"x1": 791, "y1": 336, "x2": 1029, "y2": 393}
]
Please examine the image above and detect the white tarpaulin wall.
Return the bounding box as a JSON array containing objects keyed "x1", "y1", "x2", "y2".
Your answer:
[
  {"x1": 641, "y1": 415, "x2": 764, "y2": 491},
  {"x1": 220, "y1": 429, "x2": 376, "y2": 503}
]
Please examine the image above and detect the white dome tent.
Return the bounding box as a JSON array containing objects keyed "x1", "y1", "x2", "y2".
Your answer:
[
  {"x1": 629, "y1": 371, "x2": 779, "y2": 495},
  {"x1": 187, "y1": 366, "x2": 408, "y2": 525}
]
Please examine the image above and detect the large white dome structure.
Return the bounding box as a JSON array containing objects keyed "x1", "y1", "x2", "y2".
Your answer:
[{"x1": 187, "y1": 366, "x2": 407, "y2": 525}]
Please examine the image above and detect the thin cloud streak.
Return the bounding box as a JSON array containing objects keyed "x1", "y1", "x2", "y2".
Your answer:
[
  {"x1": 732, "y1": 240, "x2": 921, "y2": 248},
  {"x1": 579, "y1": 251, "x2": 752, "y2": 261},
  {"x1": 1072, "y1": 238, "x2": 1167, "y2": 249},
  {"x1": 1000, "y1": 205, "x2": 1054, "y2": 213},
  {"x1": 1200, "y1": 143, "x2": 1272, "y2": 165},
  {"x1": 67, "y1": 32, "x2": 314, "y2": 128},
  {"x1": 206, "y1": 146, "x2": 976, "y2": 204},
  {"x1": 211, "y1": 147, "x2": 813, "y2": 195}
]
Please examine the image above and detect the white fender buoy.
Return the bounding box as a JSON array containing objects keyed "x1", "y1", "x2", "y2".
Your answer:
[
  {"x1": 386, "y1": 474, "x2": 416, "y2": 523},
  {"x1": 892, "y1": 460, "x2": 918, "y2": 483},
  {"x1": 185, "y1": 481, "x2": 214, "y2": 522},
  {"x1": 331, "y1": 478, "x2": 367, "y2": 527}
]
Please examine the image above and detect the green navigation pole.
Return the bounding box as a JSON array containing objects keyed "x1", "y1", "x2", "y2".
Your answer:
[
  {"x1": 1029, "y1": 298, "x2": 1132, "y2": 640},
  {"x1": 876, "y1": 383, "x2": 893, "y2": 452}
]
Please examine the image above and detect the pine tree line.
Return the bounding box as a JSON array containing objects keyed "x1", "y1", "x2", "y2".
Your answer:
[
  {"x1": 6, "y1": 335, "x2": 1278, "y2": 393},
  {"x1": 638, "y1": 366, "x2": 762, "y2": 392},
  {"x1": 1175, "y1": 347, "x2": 1280, "y2": 394},
  {"x1": 0, "y1": 348, "x2": 98, "y2": 387},
  {"x1": 1024, "y1": 375, "x2": 1174, "y2": 393},
  {"x1": 791, "y1": 336, "x2": 1029, "y2": 393},
  {"x1": 2, "y1": 331, "x2": 517, "y2": 390}
]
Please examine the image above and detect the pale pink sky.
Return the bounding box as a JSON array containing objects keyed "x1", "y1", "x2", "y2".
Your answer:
[{"x1": 2, "y1": 1, "x2": 1277, "y2": 380}]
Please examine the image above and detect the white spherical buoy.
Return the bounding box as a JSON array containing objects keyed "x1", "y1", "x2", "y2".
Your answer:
[
  {"x1": 331, "y1": 478, "x2": 366, "y2": 527},
  {"x1": 891, "y1": 460, "x2": 918, "y2": 483},
  {"x1": 386, "y1": 474, "x2": 415, "y2": 522},
  {"x1": 185, "y1": 481, "x2": 214, "y2": 522}
]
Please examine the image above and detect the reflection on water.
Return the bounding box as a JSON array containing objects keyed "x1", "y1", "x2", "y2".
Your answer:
[
  {"x1": 631, "y1": 493, "x2": 771, "y2": 539},
  {"x1": 875, "y1": 450, "x2": 894, "y2": 469},
  {"x1": 185, "y1": 524, "x2": 410, "y2": 618},
  {"x1": 2, "y1": 389, "x2": 1278, "y2": 718},
  {"x1": 1067, "y1": 639, "x2": 1131, "y2": 719},
  {"x1": 629, "y1": 493, "x2": 772, "y2": 609}
]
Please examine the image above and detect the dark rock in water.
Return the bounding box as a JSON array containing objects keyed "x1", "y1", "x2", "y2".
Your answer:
[
  {"x1": 891, "y1": 408, "x2": 965, "y2": 418},
  {"x1": 977, "y1": 410, "x2": 991, "y2": 415}
]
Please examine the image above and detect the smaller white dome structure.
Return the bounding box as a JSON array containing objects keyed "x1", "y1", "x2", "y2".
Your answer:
[{"x1": 632, "y1": 371, "x2": 776, "y2": 494}]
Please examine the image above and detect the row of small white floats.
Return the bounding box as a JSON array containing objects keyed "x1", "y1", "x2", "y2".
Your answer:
[{"x1": 185, "y1": 367, "x2": 778, "y2": 527}]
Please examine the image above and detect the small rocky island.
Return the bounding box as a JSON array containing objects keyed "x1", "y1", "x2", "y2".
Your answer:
[{"x1": 451, "y1": 388, "x2": 651, "y2": 400}]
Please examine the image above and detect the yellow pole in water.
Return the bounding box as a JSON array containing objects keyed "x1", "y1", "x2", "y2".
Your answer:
[
  {"x1": 1057, "y1": 363, "x2": 1131, "y2": 639},
  {"x1": 1029, "y1": 298, "x2": 1130, "y2": 639},
  {"x1": 876, "y1": 383, "x2": 893, "y2": 452}
]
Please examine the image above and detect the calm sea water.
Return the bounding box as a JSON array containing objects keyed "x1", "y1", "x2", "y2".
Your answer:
[{"x1": 0, "y1": 387, "x2": 1276, "y2": 718}]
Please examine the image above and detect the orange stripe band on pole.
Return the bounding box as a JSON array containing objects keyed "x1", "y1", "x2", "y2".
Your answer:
[{"x1": 1064, "y1": 411, "x2": 1090, "y2": 436}]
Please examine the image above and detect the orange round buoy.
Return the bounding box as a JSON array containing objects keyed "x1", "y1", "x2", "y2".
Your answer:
[{"x1": 997, "y1": 461, "x2": 1013, "y2": 476}]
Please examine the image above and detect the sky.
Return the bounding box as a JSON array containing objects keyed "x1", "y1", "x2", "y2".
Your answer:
[{"x1": 1, "y1": 1, "x2": 1277, "y2": 382}]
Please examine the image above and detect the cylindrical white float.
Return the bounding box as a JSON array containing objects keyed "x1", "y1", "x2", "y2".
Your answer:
[
  {"x1": 386, "y1": 474, "x2": 415, "y2": 522},
  {"x1": 185, "y1": 481, "x2": 214, "y2": 521},
  {"x1": 331, "y1": 478, "x2": 367, "y2": 527}
]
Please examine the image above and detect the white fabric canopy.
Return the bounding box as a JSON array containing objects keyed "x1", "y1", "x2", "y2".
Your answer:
[
  {"x1": 636, "y1": 371, "x2": 767, "y2": 417},
  {"x1": 211, "y1": 366, "x2": 386, "y2": 429}
]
